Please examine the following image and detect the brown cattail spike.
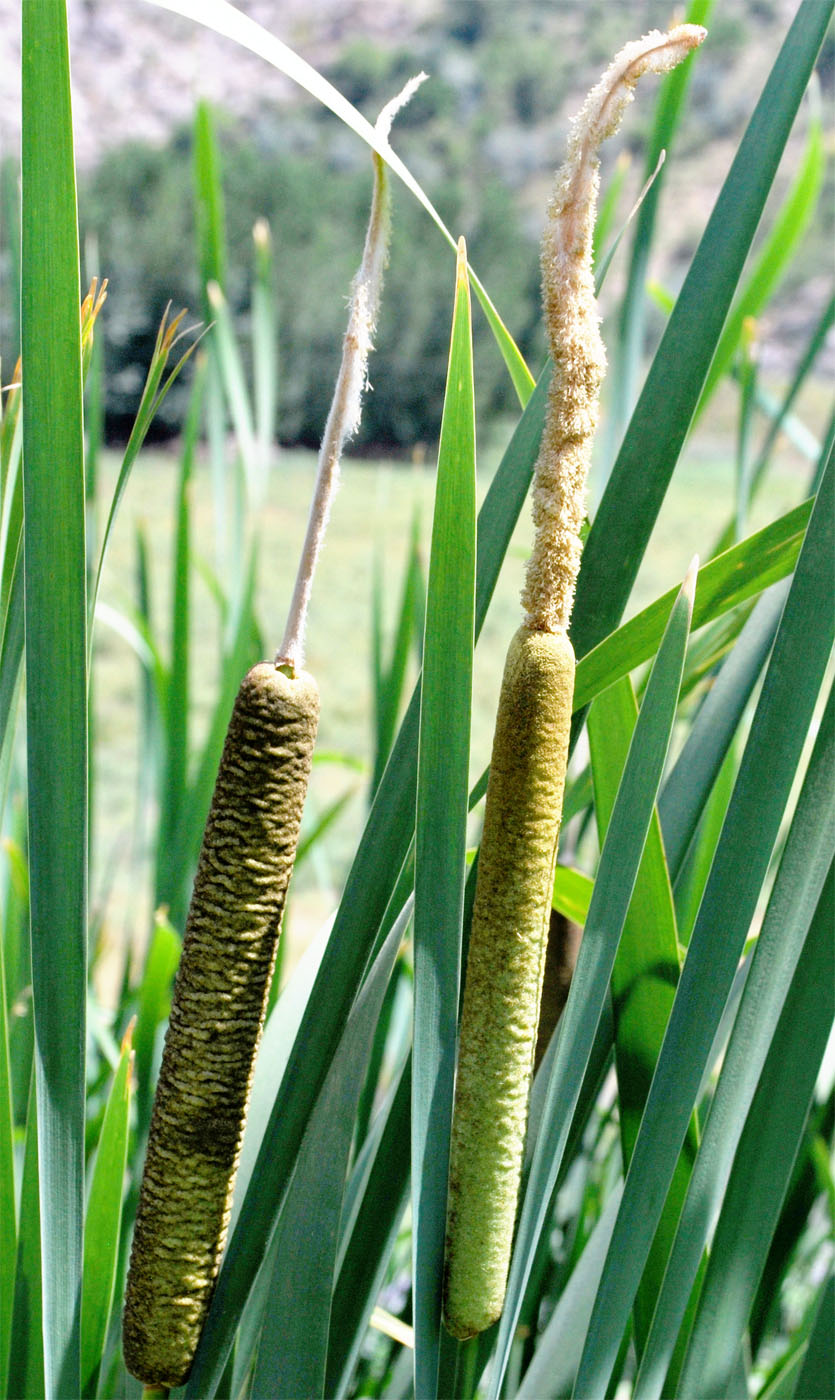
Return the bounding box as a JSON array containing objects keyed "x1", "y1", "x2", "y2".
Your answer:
[{"x1": 123, "y1": 662, "x2": 319, "y2": 1388}]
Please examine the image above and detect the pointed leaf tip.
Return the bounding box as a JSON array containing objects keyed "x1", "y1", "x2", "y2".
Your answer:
[
  {"x1": 684, "y1": 555, "x2": 699, "y2": 597},
  {"x1": 456, "y1": 235, "x2": 468, "y2": 280}
]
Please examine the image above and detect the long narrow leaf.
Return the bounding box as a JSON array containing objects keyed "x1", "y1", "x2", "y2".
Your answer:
[
  {"x1": 7, "y1": 1073, "x2": 44, "y2": 1400},
  {"x1": 327, "y1": 1056, "x2": 411, "y2": 1400},
  {"x1": 0, "y1": 882, "x2": 14, "y2": 1394},
  {"x1": 21, "y1": 3, "x2": 86, "y2": 1393},
  {"x1": 194, "y1": 99, "x2": 227, "y2": 313},
  {"x1": 572, "y1": 449, "x2": 834, "y2": 1400},
  {"x1": 80, "y1": 1026, "x2": 133, "y2": 1399},
  {"x1": 607, "y1": 0, "x2": 714, "y2": 447},
  {"x1": 588, "y1": 677, "x2": 693, "y2": 1355},
  {"x1": 412, "y1": 238, "x2": 476, "y2": 1400},
  {"x1": 634, "y1": 682, "x2": 835, "y2": 1400},
  {"x1": 572, "y1": 500, "x2": 810, "y2": 712},
  {"x1": 695, "y1": 100, "x2": 824, "y2": 418},
  {"x1": 676, "y1": 865, "x2": 835, "y2": 1398},
  {"x1": 146, "y1": 0, "x2": 535, "y2": 405},
  {"x1": 710, "y1": 288, "x2": 835, "y2": 559},
  {"x1": 516, "y1": 1185, "x2": 623, "y2": 1400},
  {"x1": 570, "y1": 0, "x2": 833, "y2": 662},
  {"x1": 251, "y1": 217, "x2": 277, "y2": 477},
  {"x1": 793, "y1": 1273, "x2": 835, "y2": 1400},
  {"x1": 489, "y1": 562, "x2": 696, "y2": 1399},
  {"x1": 251, "y1": 907, "x2": 406, "y2": 1399},
  {"x1": 154, "y1": 361, "x2": 205, "y2": 912},
  {"x1": 658, "y1": 581, "x2": 786, "y2": 881}
]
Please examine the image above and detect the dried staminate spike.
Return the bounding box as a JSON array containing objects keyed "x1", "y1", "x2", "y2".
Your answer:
[
  {"x1": 522, "y1": 23, "x2": 706, "y2": 634},
  {"x1": 123, "y1": 662, "x2": 319, "y2": 1389},
  {"x1": 444, "y1": 625, "x2": 574, "y2": 1339}
]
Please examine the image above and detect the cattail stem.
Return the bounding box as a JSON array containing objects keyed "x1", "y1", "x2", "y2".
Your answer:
[
  {"x1": 444, "y1": 24, "x2": 706, "y2": 1343},
  {"x1": 125, "y1": 74, "x2": 427, "y2": 1389}
]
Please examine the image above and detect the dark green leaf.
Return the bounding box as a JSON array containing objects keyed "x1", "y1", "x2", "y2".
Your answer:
[
  {"x1": 412, "y1": 241, "x2": 476, "y2": 1399},
  {"x1": 793, "y1": 1274, "x2": 834, "y2": 1400},
  {"x1": 695, "y1": 105, "x2": 825, "y2": 419},
  {"x1": 658, "y1": 582, "x2": 786, "y2": 881},
  {"x1": 606, "y1": 0, "x2": 714, "y2": 448},
  {"x1": 327, "y1": 1056, "x2": 411, "y2": 1399},
  {"x1": 588, "y1": 677, "x2": 692, "y2": 1355},
  {"x1": 80, "y1": 1028, "x2": 133, "y2": 1398},
  {"x1": 0, "y1": 885, "x2": 15, "y2": 1394},
  {"x1": 21, "y1": 3, "x2": 86, "y2": 1391},
  {"x1": 251, "y1": 907, "x2": 406, "y2": 1399},
  {"x1": 634, "y1": 682, "x2": 835, "y2": 1400},
  {"x1": 573, "y1": 500, "x2": 810, "y2": 712},
  {"x1": 572, "y1": 450, "x2": 834, "y2": 1399},
  {"x1": 676, "y1": 865, "x2": 834, "y2": 1398},
  {"x1": 7, "y1": 1073, "x2": 44, "y2": 1400}
]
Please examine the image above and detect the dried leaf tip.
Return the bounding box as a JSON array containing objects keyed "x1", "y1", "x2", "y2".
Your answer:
[
  {"x1": 521, "y1": 25, "x2": 705, "y2": 635},
  {"x1": 456, "y1": 235, "x2": 469, "y2": 287}
]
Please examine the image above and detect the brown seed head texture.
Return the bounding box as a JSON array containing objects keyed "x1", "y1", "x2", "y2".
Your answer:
[{"x1": 123, "y1": 663, "x2": 319, "y2": 1388}]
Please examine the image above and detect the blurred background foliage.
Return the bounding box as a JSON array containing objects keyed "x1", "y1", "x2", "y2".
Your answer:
[{"x1": 0, "y1": 0, "x2": 831, "y2": 448}]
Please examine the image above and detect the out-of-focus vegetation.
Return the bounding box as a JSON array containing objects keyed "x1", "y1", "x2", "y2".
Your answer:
[{"x1": 1, "y1": 0, "x2": 831, "y2": 447}]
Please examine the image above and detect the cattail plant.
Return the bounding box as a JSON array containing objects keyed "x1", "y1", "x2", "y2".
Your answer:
[
  {"x1": 442, "y1": 24, "x2": 706, "y2": 1342},
  {"x1": 122, "y1": 80, "x2": 422, "y2": 1391}
]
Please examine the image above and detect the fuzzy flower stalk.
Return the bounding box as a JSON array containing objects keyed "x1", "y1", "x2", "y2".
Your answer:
[
  {"x1": 278, "y1": 73, "x2": 427, "y2": 671},
  {"x1": 523, "y1": 23, "x2": 706, "y2": 632},
  {"x1": 443, "y1": 25, "x2": 706, "y2": 1344}
]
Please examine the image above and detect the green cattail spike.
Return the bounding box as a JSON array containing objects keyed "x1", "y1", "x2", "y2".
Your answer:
[
  {"x1": 123, "y1": 662, "x2": 319, "y2": 1387},
  {"x1": 444, "y1": 24, "x2": 706, "y2": 1343},
  {"x1": 445, "y1": 623, "x2": 574, "y2": 1338}
]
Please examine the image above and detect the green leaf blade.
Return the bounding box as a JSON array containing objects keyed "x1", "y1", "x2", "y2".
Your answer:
[
  {"x1": 412, "y1": 240, "x2": 476, "y2": 1399},
  {"x1": 0, "y1": 905, "x2": 15, "y2": 1395},
  {"x1": 251, "y1": 909, "x2": 406, "y2": 1400},
  {"x1": 21, "y1": 2, "x2": 87, "y2": 1393},
  {"x1": 696, "y1": 102, "x2": 825, "y2": 418},
  {"x1": 7, "y1": 1074, "x2": 44, "y2": 1400},
  {"x1": 634, "y1": 682, "x2": 835, "y2": 1400},
  {"x1": 80, "y1": 1028, "x2": 133, "y2": 1399},
  {"x1": 588, "y1": 677, "x2": 693, "y2": 1356},
  {"x1": 676, "y1": 864, "x2": 835, "y2": 1398},
  {"x1": 573, "y1": 499, "x2": 810, "y2": 712}
]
